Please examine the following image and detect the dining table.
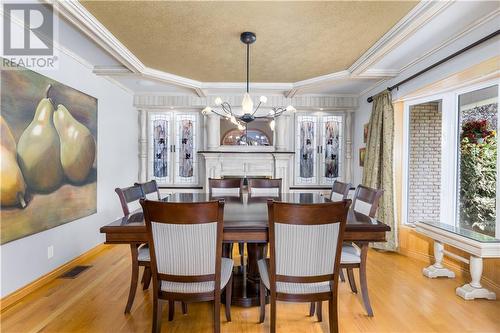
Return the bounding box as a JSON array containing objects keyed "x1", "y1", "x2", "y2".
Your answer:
[{"x1": 100, "y1": 192, "x2": 390, "y2": 314}]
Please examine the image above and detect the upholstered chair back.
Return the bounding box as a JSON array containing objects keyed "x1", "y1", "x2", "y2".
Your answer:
[
  {"x1": 330, "y1": 180, "x2": 351, "y2": 202},
  {"x1": 140, "y1": 199, "x2": 225, "y2": 291},
  {"x1": 135, "y1": 180, "x2": 161, "y2": 200},
  {"x1": 352, "y1": 185, "x2": 384, "y2": 218},
  {"x1": 208, "y1": 178, "x2": 243, "y2": 196},
  {"x1": 267, "y1": 200, "x2": 350, "y2": 292},
  {"x1": 248, "y1": 178, "x2": 282, "y2": 197},
  {"x1": 115, "y1": 185, "x2": 144, "y2": 216}
]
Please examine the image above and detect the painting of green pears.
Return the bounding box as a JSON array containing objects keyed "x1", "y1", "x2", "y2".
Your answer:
[{"x1": 1, "y1": 66, "x2": 97, "y2": 245}]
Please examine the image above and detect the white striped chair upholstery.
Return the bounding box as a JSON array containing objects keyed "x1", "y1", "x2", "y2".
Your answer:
[
  {"x1": 140, "y1": 199, "x2": 233, "y2": 333},
  {"x1": 248, "y1": 178, "x2": 282, "y2": 197},
  {"x1": 329, "y1": 180, "x2": 351, "y2": 202},
  {"x1": 258, "y1": 200, "x2": 350, "y2": 333}
]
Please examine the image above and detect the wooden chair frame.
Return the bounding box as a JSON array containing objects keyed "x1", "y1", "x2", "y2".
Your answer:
[
  {"x1": 352, "y1": 185, "x2": 384, "y2": 218},
  {"x1": 135, "y1": 180, "x2": 161, "y2": 200},
  {"x1": 140, "y1": 199, "x2": 232, "y2": 333},
  {"x1": 208, "y1": 178, "x2": 243, "y2": 196},
  {"x1": 261, "y1": 200, "x2": 350, "y2": 333},
  {"x1": 247, "y1": 178, "x2": 282, "y2": 195},
  {"x1": 330, "y1": 180, "x2": 351, "y2": 201},
  {"x1": 115, "y1": 185, "x2": 152, "y2": 313}
]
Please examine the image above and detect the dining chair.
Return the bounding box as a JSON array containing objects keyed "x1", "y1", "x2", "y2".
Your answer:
[
  {"x1": 328, "y1": 180, "x2": 351, "y2": 282},
  {"x1": 329, "y1": 180, "x2": 351, "y2": 202},
  {"x1": 115, "y1": 185, "x2": 152, "y2": 313},
  {"x1": 208, "y1": 178, "x2": 243, "y2": 196},
  {"x1": 135, "y1": 180, "x2": 161, "y2": 200},
  {"x1": 340, "y1": 185, "x2": 383, "y2": 316},
  {"x1": 209, "y1": 178, "x2": 244, "y2": 259},
  {"x1": 247, "y1": 178, "x2": 282, "y2": 197},
  {"x1": 140, "y1": 199, "x2": 233, "y2": 333},
  {"x1": 258, "y1": 199, "x2": 350, "y2": 333}
]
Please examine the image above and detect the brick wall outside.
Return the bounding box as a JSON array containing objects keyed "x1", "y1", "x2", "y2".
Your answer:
[{"x1": 408, "y1": 103, "x2": 441, "y2": 224}]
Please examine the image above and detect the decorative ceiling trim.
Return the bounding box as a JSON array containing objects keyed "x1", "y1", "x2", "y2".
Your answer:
[
  {"x1": 52, "y1": 0, "x2": 460, "y2": 96},
  {"x1": 134, "y1": 94, "x2": 359, "y2": 110},
  {"x1": 348, "y1": 1, "x2": 452, "y2": 75},
  {"x1": 398, "y1": 8, "x2": 500, "y2": 74}
]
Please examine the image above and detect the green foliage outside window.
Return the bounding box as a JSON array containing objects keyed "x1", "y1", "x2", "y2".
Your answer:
[{"x1": 459, "y1": 119, "x2": 497, "y2": 236}]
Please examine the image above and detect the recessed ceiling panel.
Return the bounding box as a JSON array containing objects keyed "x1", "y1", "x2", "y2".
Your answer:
[{"x1": 82, "y1": 1, "x2": 417, "y2": 82}]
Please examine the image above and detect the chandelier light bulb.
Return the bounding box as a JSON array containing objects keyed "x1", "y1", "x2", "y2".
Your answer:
[
  {"x1": 202, "y1": 106, "x2": 212, "y2": 115},
  {"x1": 259, "y1": 96, "x2": 268, "y2": 103},
  {"x1": 214, "y1": 97, "x2": 222, "y2": 106},
  {"x1": 237, "y1": 124, "x2": 245, "y2": 131},
  {"x1": 269, "y1": 119, "x2": 276, "y2": 131},
  {"x1": 286, "y1": 105, "x2": 297, "y2": 113},
  {"x1": 241, "y1": 92, "x2": 254, "y2": 114}
]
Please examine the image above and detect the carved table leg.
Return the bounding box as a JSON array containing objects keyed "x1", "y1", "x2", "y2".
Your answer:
[
  {"x1": 423, "y1": 241, "x2": 455, "y2": 278},
  {"x1": 456, "y1": 256, "x2": 496, "y2": 300},
  {"x1": 358, "y1": 242, "x2": 373, "y2": 317}
]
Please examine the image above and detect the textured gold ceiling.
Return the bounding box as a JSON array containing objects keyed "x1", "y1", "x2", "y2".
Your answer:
[{"x1": 81, "y1": 1, "x2": 418, "y2": 82}]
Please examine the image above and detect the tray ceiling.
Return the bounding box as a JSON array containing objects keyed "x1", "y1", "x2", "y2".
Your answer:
[{"x1": 81, "y1": 1, "x2": 417, "y2": 83}]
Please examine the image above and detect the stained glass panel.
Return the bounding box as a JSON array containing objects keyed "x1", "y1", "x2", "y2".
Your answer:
[
  {"x1": 153, "y1": 119, "x2": 168, "y2": 178},
  {"x1": 179, "y1": 119, "x2": 194, "y2": 177},
  {"x1": 324, "y1": 120, "x2": 340, "y2": 179}
]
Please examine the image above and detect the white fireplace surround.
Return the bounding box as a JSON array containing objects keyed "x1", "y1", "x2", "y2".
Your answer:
[{"x1": 136, "y1": 94, "x2": 356, "y2": 190}]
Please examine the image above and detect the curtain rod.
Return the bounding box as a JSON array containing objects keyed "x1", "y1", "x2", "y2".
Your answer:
[{"x1": 366, "y1": 29, "x2": 500, "y2": 103}]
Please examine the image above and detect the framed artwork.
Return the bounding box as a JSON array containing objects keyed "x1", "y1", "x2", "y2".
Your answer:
[
  {"x1": 359, "y1": 148, "x2": 366, "y2": 167},
  {"x1": 363, "y1": 123, "x2": 369, "y2": 143},
  {"x1": 1, "y1": 65, "x2": 98, "y2": 244}
]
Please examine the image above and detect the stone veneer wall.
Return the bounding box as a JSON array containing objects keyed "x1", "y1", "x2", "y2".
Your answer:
[{"x1": 408, "y1": 102, "x2": 441, "y2": 224}]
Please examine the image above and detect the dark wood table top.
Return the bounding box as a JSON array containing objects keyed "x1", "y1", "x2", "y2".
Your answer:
[{"x1": 101, "y1": 193, "x2": 390, "y2": 237}]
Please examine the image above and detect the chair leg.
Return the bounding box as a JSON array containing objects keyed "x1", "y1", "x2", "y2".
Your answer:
[
  {"x1": 270, "y1": 294, "x2": 276, "y2": 333},
  {"x1": 152, "y1": 297, "x2": 162, "y2": 333},
  {"x1": 259, "y1": 280, "x2": 266, "y2": 323},
  {"x1": 142, "y1": 266, "x2": 152, "y2": 290},
  {"x1": 214, "y1": 296, "x2": 221, "y2": 333},
  {"x1": 181, "y1": 302, "x2": 188, "y2": 314},
  {"x1": 316, "y1": 301, "x2": 323, "y2": 322},
  {"x1": 309, "y1": 302, "x2": 315, "y2": 316},
  {"x1": 238, "y1": 242, "x2": 245, "y2": 266},
  {"x1": 125, "y1": 244, "x2": 139, "y2": 314},
  {"x1": 225, "y1": 275, "x2": 233, "y2": 322},
  {"x1": 346, "y1": 268, "x2": 358, "y2": 294},
  {"x1": 359, "y1": 243, "x2": 374, "y2": 317},
  {"x1": 339, "y1": 268, "x2": 346, "y2": 282},
  {"x1": 328, "y1": 298, "x2": 338, "y2": 333},
  {"x1": 168, "y1": 300, "x2": 174, "y2": 321}
]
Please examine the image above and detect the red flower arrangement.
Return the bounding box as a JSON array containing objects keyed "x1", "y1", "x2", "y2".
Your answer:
[{"x1": 461, "y1": 119, "x2": 496, "y2": 143}]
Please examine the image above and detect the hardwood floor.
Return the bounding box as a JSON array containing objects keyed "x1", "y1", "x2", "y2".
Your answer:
[{"x1": 1, "y1": 244, "x2": 499, "y2": 333}]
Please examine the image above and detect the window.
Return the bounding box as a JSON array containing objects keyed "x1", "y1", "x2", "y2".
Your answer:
[{"x1": 457, "y1": 85, "x2": 498, "y2": 237}]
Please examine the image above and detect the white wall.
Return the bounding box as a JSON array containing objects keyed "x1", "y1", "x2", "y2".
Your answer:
[
  {"x1": 353, "y1": 36, "x2": 499, "y2": 187},
  {"x1": 0, "y1": 26, "x2": 138, "y2": 297}
]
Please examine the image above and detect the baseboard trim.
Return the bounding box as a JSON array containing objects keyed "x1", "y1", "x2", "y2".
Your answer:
[
  {"x1": 399, "y1": 247, "x2": 500, "y2": 293},
  {"x1": 0, "y1": 243, "x2": 110, "y2": 312}
]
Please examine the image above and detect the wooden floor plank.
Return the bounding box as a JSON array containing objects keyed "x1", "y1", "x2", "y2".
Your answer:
[{"x1": 1, "y1": 244, "x2": 499, "y2": 333}]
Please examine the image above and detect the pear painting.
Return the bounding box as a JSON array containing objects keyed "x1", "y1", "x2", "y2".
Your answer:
[{"x1": 1, "y1": 66, "x2": 97, "y2": 245}]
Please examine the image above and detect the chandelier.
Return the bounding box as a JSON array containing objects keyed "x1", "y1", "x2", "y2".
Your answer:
[{"x1": 202, "y1": 32, "x2": 296, "y2": 134}]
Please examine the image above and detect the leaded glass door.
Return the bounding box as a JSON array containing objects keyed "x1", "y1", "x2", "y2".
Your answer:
[
  {"x1": 149, "y1": 113, "x2": 173, "y2": 184},
  {"x1": 295, "y1": 115, "x2": 318, "y2": 185},
  {"x1": 319, "y1": 115, "x2": 343, "y2": 185},
  {"x1": 174, "y1": 113, "x2": 198, "y2": 184}
]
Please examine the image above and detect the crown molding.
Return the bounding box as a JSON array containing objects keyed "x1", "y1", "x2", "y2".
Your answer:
[
  {"x1": 349, "y1": 1, "x2": 452, "y2": 75},
  {"x1": 398, "y1": 8, "x2": 500, "y2": 74},
  {"x1": 134, "y1": 94, "x2": 359, "y2": 110},
  {"x1": 51, "y1": 0, "x2": 481, "y2": 98}
]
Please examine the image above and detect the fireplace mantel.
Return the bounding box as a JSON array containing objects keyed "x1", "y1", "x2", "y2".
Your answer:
[{"x1": 199, "y1": 151, "x2": 294, "y2": 192}]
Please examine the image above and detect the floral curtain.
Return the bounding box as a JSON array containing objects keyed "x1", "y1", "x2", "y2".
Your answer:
[{"x1": 362, "y1": 90, "x2": 397, "y2": 251}]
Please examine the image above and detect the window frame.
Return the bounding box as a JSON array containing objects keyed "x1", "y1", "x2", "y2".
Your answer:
[{"x1": 401, "y1": 78, "x2": 500, "y2": 239}]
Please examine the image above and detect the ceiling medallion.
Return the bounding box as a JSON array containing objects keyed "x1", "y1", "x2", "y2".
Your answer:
[{"x1": 202, "y1": 32, "x2": 296, "y2": 140}]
